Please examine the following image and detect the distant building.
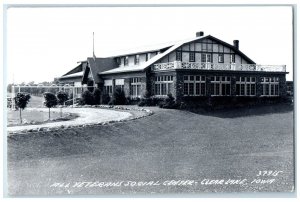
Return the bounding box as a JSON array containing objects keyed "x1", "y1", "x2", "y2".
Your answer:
[
  {"x1": 286, "y1": 81, "x2": 293, "y2": 96},
  {"x1": 58, "y1": 31, "x2": 288, "y2": 103}
]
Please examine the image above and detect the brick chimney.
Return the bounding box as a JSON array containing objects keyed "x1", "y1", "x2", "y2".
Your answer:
[
  {"x1": 233, "y1": 40, "x2": 239, "y2": 49},
  {"x1": 196, "y1": 31, "x2": 204, "y2": 37}
]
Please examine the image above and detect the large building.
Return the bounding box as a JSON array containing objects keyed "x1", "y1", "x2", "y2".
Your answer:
[{"x1": 58, "y1": 31, "x2": 288, "y2": 103}]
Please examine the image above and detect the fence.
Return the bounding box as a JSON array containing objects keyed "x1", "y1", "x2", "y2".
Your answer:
[{"x1": 9, "y1": 85, "x2": 96, "y2": 109}]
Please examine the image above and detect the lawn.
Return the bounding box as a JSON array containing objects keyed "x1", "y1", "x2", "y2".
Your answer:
[
  {"x1": 7, "y1": 109, "x2": 69, "y2": 126},
  {"x1": 7, "y1": 104, "x2": 294, "y2": 196}
]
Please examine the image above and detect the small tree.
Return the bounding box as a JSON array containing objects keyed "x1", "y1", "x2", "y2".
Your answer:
[
  {"x1": 81, "y1": 90, "x2": 94, "y2": 105},
  {"x1": 93, "y1": 88, "x2": 101, "y2": 105},
  {"x1": 56, "y1": 91, "x2": 68, "y2": 117},
  {"x1": 44, "y1": 92, "x2": 58, "y2": 120},
  {"x1": 57, "y1": 91, "x2": 69, "y2": 105},
  {"x1": 14, "y1": 93, "x2": 31, "y2": 124}
]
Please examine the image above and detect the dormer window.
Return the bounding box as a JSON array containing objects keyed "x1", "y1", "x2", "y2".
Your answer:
[
  {"x1": 124, "y1": 56, "x2": 129, "y2": 66},
  {"x1": 134, "y1": 55, "x2": 140, "y2": 65}
]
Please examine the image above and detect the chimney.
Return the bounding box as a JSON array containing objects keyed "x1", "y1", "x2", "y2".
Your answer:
[
  {"x1": 233, "y1": 40, "x2": 239, "y2": 49},
  {"x1": 196, "y1": 31, "x2": 204, "y2": 37}
]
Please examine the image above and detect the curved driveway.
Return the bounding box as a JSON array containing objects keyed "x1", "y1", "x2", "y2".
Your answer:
[{"x1": 7, "y1": 107, "x2": 132, "y2": 133}]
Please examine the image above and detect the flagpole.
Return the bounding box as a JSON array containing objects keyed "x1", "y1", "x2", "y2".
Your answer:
[
  {"x1": 93, "y1": 32, "x2": 94, "y2": 56},
  {"x1": 93, "y1": 32, "x2": 95, "y2": 60}
]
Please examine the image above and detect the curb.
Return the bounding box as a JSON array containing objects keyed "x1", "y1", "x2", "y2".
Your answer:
[{"x1": 8, "y1": 105, "x2": 153, "y2": 136}]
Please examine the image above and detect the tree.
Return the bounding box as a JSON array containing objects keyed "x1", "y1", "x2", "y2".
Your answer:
[
  {"x1": 44, "y1": 92, "x2": 58, "y2": 120},
  {"x1": 14, "y1": 93, "x2": 31, "y2": 124},
  {"x1": 110, "y1": 87, "x2": 127, "y2": 105},
  {"x1": 81, "y1": 90, "x2": 94, "y2": 105},
  {"x1": 93, "y1": 88, "x2": 101, "y2": 105},
  {"x1": 56, "y1": 91, "x2": 68, "y2": 117},
  {"x1": 56, "y1": 91, "x2": 68, "y2": 105}
]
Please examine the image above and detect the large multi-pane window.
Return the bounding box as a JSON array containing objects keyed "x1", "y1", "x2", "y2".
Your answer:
[
  {"x1": 261, "y1": 77, "x2": 279, "y2": 96},
  {"x1": 236, "y1": 77, "x2": 256, "y2": 96},
  {"x1": 130, "y1": 77, "x2": 142, "y2": 98},
  {"x1": 154, "y1": 75, "x2": 173, "y2": 96},
  {"x1": 183, "y1": 75, "x2": 206, "y2": 96},
  {"x1": 211, "y1": 76, "x2": 231, "y2": 96}
]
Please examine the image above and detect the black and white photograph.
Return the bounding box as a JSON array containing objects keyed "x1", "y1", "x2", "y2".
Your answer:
[{"x1": 3, "y1": 1, "x2": 296, "y2": 198}]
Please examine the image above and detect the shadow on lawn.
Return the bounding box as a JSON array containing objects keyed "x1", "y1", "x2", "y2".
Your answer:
[{"x1": 184, "y1": 103, "x2": 294, "y2": 118}]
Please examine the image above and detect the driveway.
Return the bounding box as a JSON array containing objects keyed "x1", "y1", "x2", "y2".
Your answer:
[
  {"x1": 7, "y1": 105, "x2": 294, "y2": 196},
  {"x1": 7, "y1": 107, "x2": 132, "y2": 133}
]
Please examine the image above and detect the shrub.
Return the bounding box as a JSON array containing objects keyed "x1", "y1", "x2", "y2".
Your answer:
[
  {"x1": 93, "y1": 88, "x2": 101, "y2": 105},
  {"x1": 14, "y1": 92, "x2": 31, "y2": 123},
  {"x1": 109, "y1": 87, "x2": 127, "y2": 105},
  {"x1": 101, "y1": 93, "x2": 111, "y2": 104},
  {"x1": 81, "y1": 90, "x2": 94, "y2": 105},
  {"x1": 56, "y1": 91, "x2": 68, "y2": 105},
  {"x1": 159, "y1": 93, "x2": 178, "y2": 109},
  {"x1": 44, "y1": 92, "x2": 58, "y2": 120}
]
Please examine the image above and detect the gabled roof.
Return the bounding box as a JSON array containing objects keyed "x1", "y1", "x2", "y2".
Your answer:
[
  {"x1": 102, "y1": 41, "x2": 176, "y2": 58},
  {"x1": 208, "y1": 35, "x2": 255, "y2": 64},
  {"x1": 99, "y1": 35, "x2": 256, "y2": 75},
  {"x1": 62, "y1": 63, "x2": 83, "y2": 77},
  {"x1": 84, "y1": 57, "x2": 118, "y2": 83},
  {"x1": 60, "y1": 71, "x2": 83, "y2": 79}
]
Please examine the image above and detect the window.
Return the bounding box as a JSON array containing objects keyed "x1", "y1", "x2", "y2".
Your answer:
[
  {"x1": 154, "y1": 75, "x2": 173, "y2": 96},
  {"x1": 145, "y1": 53, "x2": 148, "y2": 61},
  {"x1": 104, "y1": 80, "x2": 113, "y2": 96},
  {"x1": 176, "y1": 51, "x2": 182, "y2": 61},
  {"x1": 124, "y1": 56, "x2": 129, "y2": 66},
  {"x1": 211, "y1": 76, "x2": 231, "y2": 96},
  {"x1": 130, "y1": 77, "x2": 142, "y2": 98},
  {"x1": 134, "y1": 55, "x2": 139, "y2": 65},
  {"x1": 116, "y1": 57, "x2": 121, "y2": 66},
  {"x1": 236, "y1": 77, "x2": 256, "y2": 96},
  {"x1": 218, "y1": 54, "x2": 224, "y2": 63},
  {"x1": 261, "y1": 77, "x2": 279, "y2": 96},
  {"x1": 183, "y1": 75, "x2": 206, "y2": 96},
  {"x1": 230, "y1": 54, "x2": 235, "y2": 63},
  {"x1": 115, "y1": 79, "x2": 124, "y2": 92},
  {"x1": 189, "y1": 52, "x2": 195, "y2": 62}
]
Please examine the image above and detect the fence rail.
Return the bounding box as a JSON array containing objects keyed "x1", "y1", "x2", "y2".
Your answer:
[
  {"x1": 9, "y1": 85, "x2": 96, "y2": 109},
  {"x1": 152, "y1": 61, "x2": 286, "y2": 72}
]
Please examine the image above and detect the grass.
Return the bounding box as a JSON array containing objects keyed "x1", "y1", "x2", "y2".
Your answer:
[
  {"x1": 7, "y1": 109, "x2": 78, "y2": 127},
  {"x1": 7, "y1": 104, "x2": 294, "y2": 196}
]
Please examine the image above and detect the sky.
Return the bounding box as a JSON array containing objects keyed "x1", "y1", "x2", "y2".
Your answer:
[{"x1": 6, "y1": 6, "x2": 293, "y2": 83}]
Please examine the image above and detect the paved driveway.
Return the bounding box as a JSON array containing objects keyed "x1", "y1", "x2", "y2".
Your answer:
[{"x1": 7, "y1": 105, "x2": 294, "y2": 196}]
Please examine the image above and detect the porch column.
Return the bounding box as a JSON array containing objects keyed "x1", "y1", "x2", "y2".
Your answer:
[{"x1": 112, "y1": 79, "x2": 116, "y2": 101}]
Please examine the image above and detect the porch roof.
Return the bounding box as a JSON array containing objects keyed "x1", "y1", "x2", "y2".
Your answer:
[{"x1": 59, "y1": 71, "x2": 83, "y2": 79}]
